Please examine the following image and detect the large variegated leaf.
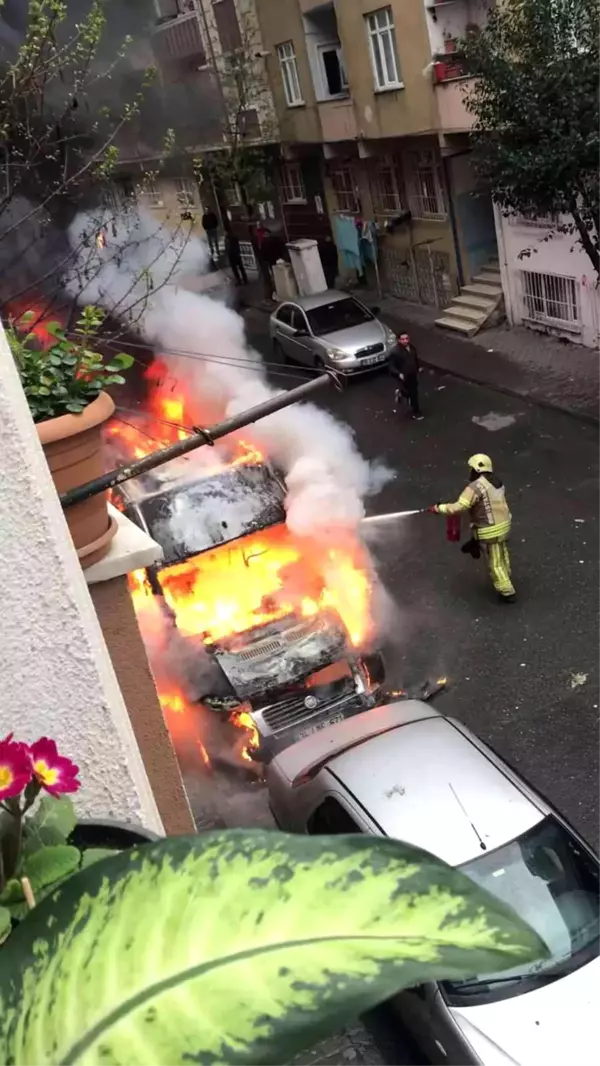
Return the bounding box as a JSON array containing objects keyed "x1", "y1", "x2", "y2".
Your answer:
[{"x1": 0, "y1": 830, "x2": 545, "y2": 1066}]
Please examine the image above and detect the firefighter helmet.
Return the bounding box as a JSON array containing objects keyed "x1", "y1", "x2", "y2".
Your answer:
[{"x1": 468, "y1": 453, "x2": 493, "y2": 473}]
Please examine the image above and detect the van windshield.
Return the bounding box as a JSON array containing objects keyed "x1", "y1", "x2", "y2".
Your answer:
[{"x1": 443, "y1": 816, "x2": 599, "y2": 1003}]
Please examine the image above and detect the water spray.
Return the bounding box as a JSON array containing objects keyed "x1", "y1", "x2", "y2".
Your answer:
[{"x1": 361, "y1": 508, "x2": 427, "y2": 524}]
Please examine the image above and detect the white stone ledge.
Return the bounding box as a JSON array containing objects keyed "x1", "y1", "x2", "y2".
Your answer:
[{"x1": 85, "y1": 504, "x2": 163, "y2": 585}]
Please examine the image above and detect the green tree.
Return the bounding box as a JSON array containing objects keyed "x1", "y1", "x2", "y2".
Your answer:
[{"x1": 463, "y1": 0, "x2": 599, "y2": 273}]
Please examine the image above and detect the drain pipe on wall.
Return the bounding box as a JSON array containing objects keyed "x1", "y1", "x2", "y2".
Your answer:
[
  {"x1": 493, "y1": 200, "x2": 513, "y2": 325},
  {"x1": 441, "y1": 153, "x2": 464, "y2": 290}
]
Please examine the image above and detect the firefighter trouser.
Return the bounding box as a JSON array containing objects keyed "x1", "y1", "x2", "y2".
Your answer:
[{"x1": 481, "y1": 539, "x2": 515, "y2": 597}]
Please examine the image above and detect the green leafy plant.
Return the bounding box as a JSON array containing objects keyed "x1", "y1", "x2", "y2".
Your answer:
[
  {"x1": 0, "y1": 829, "x2": 546, "y2": 1065},
  {"x1": 7, "y1": 305, "x2": 133, "y2": 422},
  {"x1": 0, "y1": 734, "x2": 111, "y2": 943}
]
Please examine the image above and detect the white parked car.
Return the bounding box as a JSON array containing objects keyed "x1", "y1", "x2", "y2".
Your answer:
[{"x1": 267, "y1": 701, "x2": 599, "y2": 1066}]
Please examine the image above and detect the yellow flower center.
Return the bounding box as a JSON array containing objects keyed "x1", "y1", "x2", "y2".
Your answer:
[
  {"x1": 0, "y1": 765, "x2": 14, "y2": 789},
  {"x1": 34, "y1": 760, "x2": 58, "y2": 786}
]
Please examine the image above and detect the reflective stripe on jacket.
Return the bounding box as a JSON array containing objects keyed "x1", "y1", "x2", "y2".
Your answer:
[{"x1": 438, "y1": 475, "x2": 511, "y2": 543}]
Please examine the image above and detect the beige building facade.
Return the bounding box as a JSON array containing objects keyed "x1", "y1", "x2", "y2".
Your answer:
[{"x1": 256, "y1": 0, "x2": 498, "y2": 305}]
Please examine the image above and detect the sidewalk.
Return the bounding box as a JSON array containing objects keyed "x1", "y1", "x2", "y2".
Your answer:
[
  {"x1": 363, "y1": 290, "x2": 599, "y2": 424},
  {"x1": 240, "y1": 277, "x2": 599, "y2": 424}
]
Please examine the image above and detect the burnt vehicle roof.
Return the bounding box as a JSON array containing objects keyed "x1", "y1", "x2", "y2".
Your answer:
[{"x1": 120, "y1": 461, "x2": 286, "y2": 567}]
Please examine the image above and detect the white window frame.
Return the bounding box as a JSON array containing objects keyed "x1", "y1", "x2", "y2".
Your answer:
[
  {"x1": 369, "y1": 156, "x2": 403, "y2": 215},
  {"x1": 175, "y1": 177, "x2": 200, "y2": 210},
  {"x1": 405, "y1": 149, "x2": 446, "y2": 220},
  {"x1": 329, "y1": 165, "x2": 359, "y2": 214},
  {"x1": 280, "y1": 163, "x2": 306, "y2": 204},
  {"x1": 317, "y1": 41, "x2": 349, "y2": 98},
  {"x1": 520, "y1": 269, "x2": 580, "y2": 330},
  {"x1": 365, "y1": 7, "x2": 402, "y2": 91},
  {"x1": 276, "y1": 41, "x2": 304, "y2": 107}
]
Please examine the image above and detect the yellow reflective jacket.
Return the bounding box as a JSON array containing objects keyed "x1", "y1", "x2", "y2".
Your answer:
[{"x1": 438, "y1": 475, "x2": 511, "y2": 542}]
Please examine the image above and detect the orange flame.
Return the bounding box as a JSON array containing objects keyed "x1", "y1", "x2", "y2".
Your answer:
[{"x1": 122, "y1": 360, "x2": 374, "y2": 763}]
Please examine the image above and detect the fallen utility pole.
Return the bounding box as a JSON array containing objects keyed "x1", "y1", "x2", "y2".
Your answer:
[{"x1": 60, "y1": 372, "x2": 332, "y2": 510}]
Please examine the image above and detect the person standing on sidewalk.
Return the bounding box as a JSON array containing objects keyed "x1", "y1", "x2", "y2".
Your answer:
[
  {"x1": 224, "y1": 230, "x2": 248, "y2": 286},
  {"x1": 431, "y1": 453, "x2": 516, "y2": 603},
  {"x1": 202, "y1": 209, "x2": 220, "y2": 258},
  {"x1": 389, "y1": 332, "x2": 423, "y2": 420}
]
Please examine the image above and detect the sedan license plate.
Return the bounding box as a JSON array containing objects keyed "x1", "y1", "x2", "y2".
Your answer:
[
  {"x1": 361, "y1": 353, "x2": 385, "y2": 367},
  {"x1": 297, "y1": 712, "x2": 345, "y2": 739}
]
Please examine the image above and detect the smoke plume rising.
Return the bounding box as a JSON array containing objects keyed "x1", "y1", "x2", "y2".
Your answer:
[{"x1": 66, "y1": 209, "x2": 391, "y2": 539}]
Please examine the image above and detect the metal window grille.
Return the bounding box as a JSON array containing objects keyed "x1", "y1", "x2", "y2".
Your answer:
[
  {"x1": 509, "y1": 212, "x2": 556, "y2": 228},
  {"x1": 276, "y1": 41, "x2": 303, "y2": 106},
  {"x1": 521, "y1": 270, "x2": 579, "y2": 327},
  {"x1": 330, "y1": 166, "x2": 359, "y2": 213},
  {"x1": 405, "y1": 149, "x2": 446, "y2": 220},
  {"x1": 224, "y1": 181, "x2": 242, "y2": 206},
  {"x1": 175, "y1": 177, "x2": 200, "y2": 209},
  {"x1": 365, "y1": 7, "x2": 401, "y2": 90},
  {"x1": 369, "y1": 157, "x2": 403, "y2": 214},
  {"x1": 280, "y1": 163, "x2": 306, "y2": 204},
  {"x1": 140, "y1": 177, "x2": 164, "y2": 209}
]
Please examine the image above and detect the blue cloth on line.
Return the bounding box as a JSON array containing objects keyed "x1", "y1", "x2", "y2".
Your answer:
[{"x1": 333, "y1": 214, "x2": 363, "y2": 275}]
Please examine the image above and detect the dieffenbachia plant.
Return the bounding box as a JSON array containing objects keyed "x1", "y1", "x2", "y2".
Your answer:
[{"x1": 0, "y1": 829, "x2": 545, "y2": 1065}]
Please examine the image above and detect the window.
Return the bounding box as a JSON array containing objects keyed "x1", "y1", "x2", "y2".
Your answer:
[
  {"x1": 175, "y1": 177, "x2": 200, "y2": 209},
  {"x1": 141, "y1": 177, "x2": 164, "y2": 209},
  {"x1": 329, "y1": 165, "x2": 359, "y2": 213},
  {"x1": 443, "y1": 817, "x2": 599, "y2": 1003},
  {"x1": 509, "y1": 212, "x2": 556, "y2": 229},
  {"x1": 276, "y1": 304, "x2": 294, "y2": 327},
  {"x1": 290, "y1": 307, "x2": 309, "y2": 332},
  {"x1": 365, "y1": 7, "x2": 401, "y2": 90},
  {"x1": 280, "y1": 163, "x2": 306, "y2": 204},
  {"x1": 223, "y1": 180, "x2": 242, "y2": 206},
  {"x1": 211, "y1": 0, "x2": 241, "y2": 53},
  {"x1": 521, "y1": 270, "x2": 580, "y2": 328},
  {"x1": 306, "y1": 797, "x2": 362, "y2": 834},
  {"x1": 369, "y1": 156, "x2": 403, "y2": 214},
  {"x1": 276, "y1": 41, "x2": 303, "y2": 106},
  {"x1": 405, "y1": 149, "x2": 446, "y2": 219},
  {"x1": 318, "y1": 42, "x2": 348, "y2": 97},
  {"x1": 306, "y1": 297, "x2": 373, "y2": 337}
]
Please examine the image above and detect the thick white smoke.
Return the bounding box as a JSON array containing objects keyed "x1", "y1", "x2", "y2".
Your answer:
[{"x1": 66, "y1": 209, "x2": 391, "y2": 537}]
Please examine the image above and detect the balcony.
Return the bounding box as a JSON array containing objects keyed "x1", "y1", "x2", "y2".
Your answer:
[
  {"x1": 299, "y1": 0, "x2": 328, "y2": 10},
  {"x1": 318, "y1": 99, "x2": 357, "y2": 143},
  {"x1": 151, "y1": 11, "x2": 206, "y2": 66},
  {"x1": 435, "y1": 73, "x2": 475, "y2": 133}
]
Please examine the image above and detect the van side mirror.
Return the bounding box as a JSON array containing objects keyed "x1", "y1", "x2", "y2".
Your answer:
[
  {"x1": 294, "y1": 327, "x2": 308, "y2": 337},
  {"x1": 370, "y1": 305, "x2": 381, "y2": 315}
]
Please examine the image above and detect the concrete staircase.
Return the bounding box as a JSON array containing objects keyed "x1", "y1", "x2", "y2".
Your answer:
[{"x1": 436, "y1": 260, "x2": 504, "y2": 337}]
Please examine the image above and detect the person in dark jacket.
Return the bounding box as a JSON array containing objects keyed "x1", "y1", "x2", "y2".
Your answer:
[
  {"x1": 224, "y1": 230, "x2": 248, "y2": 285},
  {"x1": 318, "y1": 235, "x2": 339, "y2": 290},
  {"x1": 201, "y1": 209, "x2": 219, "y2": 257},
  {"x1": 389, "y1": 332, "x2": 423, "y2": 420}
]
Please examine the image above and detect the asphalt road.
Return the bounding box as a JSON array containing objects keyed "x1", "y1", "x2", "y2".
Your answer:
[{"x1": 245, "y1": 308, "x2": 600, "y2": 848}]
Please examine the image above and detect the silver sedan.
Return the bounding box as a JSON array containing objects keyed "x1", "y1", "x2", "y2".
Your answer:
[
  {"x1": 268, "y1": 701, "x2": 599, "y2": 1066},
  {"x1": 269, "y1": 290, "x2": 396, "y2": 375}
]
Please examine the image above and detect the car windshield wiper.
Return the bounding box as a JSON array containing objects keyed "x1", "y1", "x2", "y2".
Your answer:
[{"x1": 453, "y1": 974, "x2": 540, "y2": 991}]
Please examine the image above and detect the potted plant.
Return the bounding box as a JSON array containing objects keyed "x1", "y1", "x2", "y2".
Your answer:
[
  {"x1": 0, "y1": 816, "x2": 545, "y2": 1064},
  {"x1": 7, "y1": 305, "x2": 133, "y2": 568},
  {"x1": 0, "y1": 732, "x2": 155, "y2": 941}
]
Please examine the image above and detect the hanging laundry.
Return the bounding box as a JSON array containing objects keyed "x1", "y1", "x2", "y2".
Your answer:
[
  {"x1": 359, "y1": 219, "x2": 378, "y2": 264},
  {"x1": 333, "y1": 214, "x2": 363, "y2": 275}
]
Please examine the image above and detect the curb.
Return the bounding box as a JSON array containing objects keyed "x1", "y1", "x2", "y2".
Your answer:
[{"x1": 243, "y1": 300, "x2": 599, "y2": 428}]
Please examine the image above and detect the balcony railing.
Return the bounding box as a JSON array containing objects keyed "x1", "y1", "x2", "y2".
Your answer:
[
  {"x1": 151, "y1": 11, "x2": 206, "y2": 65},
  {"x1": 318, "y1": 99, "x2": 357, "y2": 143}
]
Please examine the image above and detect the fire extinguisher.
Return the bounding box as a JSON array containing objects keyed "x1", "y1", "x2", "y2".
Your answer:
[{"x1": 446, "y1": 514, "x2": 462, "y2": 543}]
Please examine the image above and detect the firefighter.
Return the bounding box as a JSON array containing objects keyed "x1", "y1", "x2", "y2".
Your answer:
[{"x1": 431, "y1": 453, "x2": 516, "y2": 602}]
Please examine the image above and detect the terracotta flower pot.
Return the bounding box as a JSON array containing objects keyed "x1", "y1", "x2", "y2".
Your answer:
[{"x1": 36, "y1": 391, "x2": 118, "y2": 569}]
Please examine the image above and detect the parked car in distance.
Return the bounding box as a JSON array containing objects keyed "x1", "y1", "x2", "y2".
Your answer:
[
  {"x1": 268, "y1": 701, "x2": 599, "y2": 1066},
  {"x1": 269, "y1": 290, "x2": 396, "y2": 375}
]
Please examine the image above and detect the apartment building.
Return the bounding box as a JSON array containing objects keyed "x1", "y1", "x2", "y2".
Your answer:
[
  {"x1": 255, "y1": 0, "x2": 499, "y2": 308},
  {"x1": 101, "y1": 0, "x2": 283, "y2": 266}
]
